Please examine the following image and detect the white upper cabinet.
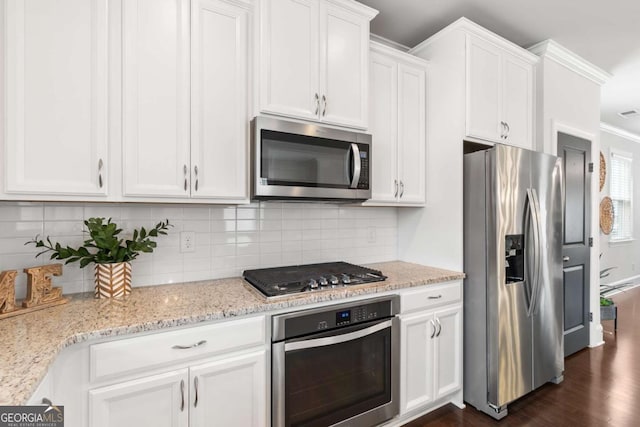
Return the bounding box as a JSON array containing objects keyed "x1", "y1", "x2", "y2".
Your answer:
[
  {"x1": 123, "y1": 0, "x2": 250, "y2": 202},
  {"x1": 366, "y1": 42, "x2": 426, "y2": 206},
  {"x1": 4, "y1": 0, "x2": 109, "y2": 197},
  {"x1": 258, "y1": 0, "x2": 320, "y2": 121},
  {"x1": 466, "y1": 34, "x2": 534, "y2": 149},
  {"x1": 190, "y1": 0, "x2": 249, "y2": 200},
  {"x1": 122, "y1": 0, "x2": 191, "y2": 198},
  {"x1": 258, "y1": 0, "x2": 377, "y2": 129}
]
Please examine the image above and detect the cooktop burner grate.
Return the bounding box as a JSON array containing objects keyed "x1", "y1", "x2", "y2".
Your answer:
[{"x1": 243, "y1": 261, "x2": 387, "y2": 298}]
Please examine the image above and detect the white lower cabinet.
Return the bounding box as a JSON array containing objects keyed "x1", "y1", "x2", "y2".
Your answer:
[
  {"x1": 399, "y1": 282, "x2": 462, "y2": 415},
  {"x1": 90, "y1": 370, "x2": 189, "y2": 427},
  {"x1": 89, "y1": 349, "x2": 266, "y2": 427},
  {"x1": 190, "y1": 350, "x2": 266, "y2": 427}
]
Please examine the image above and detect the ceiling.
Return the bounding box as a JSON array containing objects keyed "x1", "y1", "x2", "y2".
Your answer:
[{"x1": 359, "y1": 0, "x2": 640, "y2": 136}]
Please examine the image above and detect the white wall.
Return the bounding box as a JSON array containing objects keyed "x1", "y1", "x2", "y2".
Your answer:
[
  {"x1": 0, "y1": 202, "x2": 398, "y2": 298},
  {"x1": 535, "y1": 54, "x2": 604, "y2": 346},
  {"x1": 599, "y1": 125, "x2": 640, "y2": 286}
]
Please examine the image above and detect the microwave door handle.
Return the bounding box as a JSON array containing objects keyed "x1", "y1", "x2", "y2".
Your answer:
[
  {"x1": 284, "y1": 319, "x2": 392, "y2": 352},
  {"x1": 349, "y1": 143, "x2": 361, "y2": 189}
]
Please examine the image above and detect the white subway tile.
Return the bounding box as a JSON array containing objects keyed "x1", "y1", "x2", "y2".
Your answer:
[
  {"x1": 0, "y1": 221, "x2": 43, "y2": 238},
  {"x1": 210, "y1": 206, "x2": 236, "y2": 220},
  {"x1": 282, "y1": 229, "x2": 302, "y2": 241},
  {"x1": 237, "y1": 220, "x2": 258, "y2": 232},
  {"x1": 260, "y1": 220, "x2": 282, "y2": 231},
  {"x1": 150, "y1": 206, "x2": 184, "y2": 221},
  {"x1": 120, "y1": 205, "x2": 152, "y2": 220},
  {"x1": 260, "y1": 231, "x2": 282, "y2": 243},
  {"x1": 84, "y1": 205, "x2": 122, "y2": 221},
  {"x1": 213, "y1": 244, "x2": 236, "y2": 257},
  {"x1": 44, "y1": 204, "x2": 84, "y2": 221},
  {"x1": 260, "y1": 241, "x2": 282, "y2": 254},
  {"x1": 237, "y1": 208, "x2": 258, "y2": 220},
  {"x1": 0, "y1": 203, "x2": 43, "y2": 222},
  {"x1": 211, "y1": 220, "x2": 236, "y2": 232},
  {"x1": 182, "y1": 207, "x2": 210, "y2": 220}
]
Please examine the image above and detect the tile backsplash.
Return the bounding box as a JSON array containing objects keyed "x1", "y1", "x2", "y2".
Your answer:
[{"x1": 0, "y1": 202, "x2": 397, "y2": 297}]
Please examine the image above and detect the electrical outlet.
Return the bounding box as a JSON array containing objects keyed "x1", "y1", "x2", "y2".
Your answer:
[
  {"x1": 367, "y1": 227, "x2": 376, "y2": 244},
  {"x1": 180, "y1": 231, "x2": 195, "y2": 253}
]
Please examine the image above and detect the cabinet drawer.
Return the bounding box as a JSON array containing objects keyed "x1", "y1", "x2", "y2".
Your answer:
[
  {"x1": 400, "y1": 282, "x2": 461, "y2": 313},
  {"x1": 90, "y1": 316, "x2": 265, "y2": 382}
]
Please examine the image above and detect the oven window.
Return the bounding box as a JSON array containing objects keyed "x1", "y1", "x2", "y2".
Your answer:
[
  {"x1": 284, "y1": 324, "x2": 391, "y2": 427},
  {"x1": 261, "y1": 130, "x2": 352, "y2": 188}
]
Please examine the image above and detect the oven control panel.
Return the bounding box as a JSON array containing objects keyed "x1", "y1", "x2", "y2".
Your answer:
[{"x1": 273, "y1": 295, "x2": 400, "y2": 341}]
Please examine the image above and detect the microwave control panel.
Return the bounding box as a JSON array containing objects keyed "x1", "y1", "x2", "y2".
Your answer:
[{"x1": 358, "y1": 147, "x2": 370, "y2": 189}]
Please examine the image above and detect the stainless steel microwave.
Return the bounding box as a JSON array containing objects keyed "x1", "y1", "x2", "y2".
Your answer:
[{"x1": 250, "y1": 116, "x2": 372, "y2": 201}]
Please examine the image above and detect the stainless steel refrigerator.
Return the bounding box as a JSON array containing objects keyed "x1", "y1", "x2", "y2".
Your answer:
[{"x1": 463, "y1": 144, "x2": 564, "y2": 419}]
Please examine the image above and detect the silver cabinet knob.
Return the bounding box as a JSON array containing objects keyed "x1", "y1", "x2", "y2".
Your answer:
[{"x1": 563, "y1": 256, "x2": 570, "y2": 263}]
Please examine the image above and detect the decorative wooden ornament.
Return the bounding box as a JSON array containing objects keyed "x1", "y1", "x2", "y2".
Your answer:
[
  {"x1": 0, "y1": 264, "x2": 67, "y2": 320},
  {"x1": 600, "y1": 196, "x2": 614, "y2": 235},
  {"x1": 0, "y1": 270, "x2": 18, "y2": 314},
  {"x1": 95, "y1": 262, "x2": 132, "y2": 298},
  {"x1": 599, "y1": 151, "x2": 606, "y2": 192}
]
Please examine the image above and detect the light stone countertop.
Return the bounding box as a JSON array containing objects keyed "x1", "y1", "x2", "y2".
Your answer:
[{"x1": 0, "y1": 261, "x2": 464, "y2": 405}]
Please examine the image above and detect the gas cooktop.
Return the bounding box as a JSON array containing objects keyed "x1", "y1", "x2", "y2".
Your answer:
[{"x1": 243, "y1": 262, "x2": 387, "y2": 299}]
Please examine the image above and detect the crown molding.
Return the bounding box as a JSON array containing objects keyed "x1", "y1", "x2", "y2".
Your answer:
[
  {"x1": 370, "y1": 33, "x2": 410, "y2": 53},
  {"x1": 528, "y1": 40, "x2": 611, "y2": 85},
  {"x1": 601, "y1": 122, "x2": 640, "y2": 144},
  {"x1": 327, "y1": 0, "x2": 378, "y2": 20},
  {"x1": 410, "y1": 17, "x2": 538, "y2": 64}
]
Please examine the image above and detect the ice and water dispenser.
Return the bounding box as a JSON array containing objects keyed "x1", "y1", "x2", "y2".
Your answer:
[{"x1": 505, "y1": 234, "x2": 524, "y2": 283}]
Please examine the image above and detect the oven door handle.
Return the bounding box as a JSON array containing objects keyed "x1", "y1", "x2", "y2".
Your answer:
[{"x1": 284, "y1": 319, "x2": 392, "y2": 352}]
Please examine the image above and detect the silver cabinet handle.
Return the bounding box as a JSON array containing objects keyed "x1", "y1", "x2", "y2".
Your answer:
[
  {"x1": 500, "y1": 121, "x2": 505, "y2": 139},
  {"x1": 180, "y1": 379, "x2": 185, "y2": 412},
  {"x1": 563, "y1": 256, "x2": 570, "y2": 263},
  {"x1": 194, "y1": 165, "x2": 199, "y2": 192},
  {"x1": 428, "y1": 295, "x2": 442, "y2": 300},
  {"x1": 435, "y1": 317, "x2": 442, "y2": 337},
  {"x1": 172, "y1": 340, "x2": 207, "y2": 350},
  {"x1": 504, "y1": 122, "x2": 510, "y2": 139},
  {"x1": 194, "y1": 376, "x2": 199, "y2": 407},
  {"x1": 429, "y1": 319, "x2": 436, "y2": 339},
  {"x1": 394, "y1": 180, "x2": 398, "y2": 198},
  {"x1": 183, "y1": 164, "x2": 188, "y2": 191},
  {"x1": 399, "y1": 181, "x2": 404, "y2": 198},
  {"x1": 322, "y1": 94, "x2": 327, "y2": 117},
  {"x1": 314, "y1": 93, "x2": 319, "y2": 115},
  {"x1": 98, "y1": 158, "x2": 104, "y2": 188}
]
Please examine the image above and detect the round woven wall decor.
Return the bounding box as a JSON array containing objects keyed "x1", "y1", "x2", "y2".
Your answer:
[
  {"x1": 600, "y1": 151, "x2": 606, "y2": 192},
  {"x1": 600, "y1": 196, "x2": 614, "y2": 235}
]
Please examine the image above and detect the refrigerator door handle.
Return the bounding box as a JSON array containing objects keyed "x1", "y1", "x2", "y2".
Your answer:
[
  {"x1": 525, "y1": 188, "x2": 541, "y2": 317},
  {"x1": 529, "y1": 188, "x2": 544, "y2": 315}
]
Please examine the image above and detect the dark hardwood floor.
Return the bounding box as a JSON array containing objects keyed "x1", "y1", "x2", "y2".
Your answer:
[{"x1": 404, "y1": 287, "x2": 640, "y2": 426}]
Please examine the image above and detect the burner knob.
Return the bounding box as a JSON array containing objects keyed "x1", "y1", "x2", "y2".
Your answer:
[
  {"x1": 318, "y1": 277, "x2": 329, "y2": 287},
  {"x1": 329, "y1": 275, "x2": 339, "y2": 285},
  {"x1": 307, "y1": 279, "x2": 319, "y2": 289},
  {"x1": 341, "y1": 274, "x2": 351, "y2": 284}
]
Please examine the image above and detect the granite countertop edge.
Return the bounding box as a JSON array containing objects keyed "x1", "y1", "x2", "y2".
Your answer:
[{"x1": 0, "y1": 261, "x2": 464, "y2": 406}]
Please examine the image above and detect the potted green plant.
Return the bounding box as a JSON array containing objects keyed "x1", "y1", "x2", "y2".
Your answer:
[{"x1": 27, "y1": 217, "x2": 172, "y2": 298}]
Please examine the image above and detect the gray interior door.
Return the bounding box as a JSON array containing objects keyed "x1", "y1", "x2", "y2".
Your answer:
[{"x1": 557, "y1": 133, "x2": 591, "y2": 357}]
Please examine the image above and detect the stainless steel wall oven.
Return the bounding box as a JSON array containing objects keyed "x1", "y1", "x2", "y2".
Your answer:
[{"x1": 272, "y1": 296, "x2": 400, "y2": 427}]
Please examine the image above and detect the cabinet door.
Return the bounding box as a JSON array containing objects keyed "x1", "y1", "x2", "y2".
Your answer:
[
  {"x1": 397, "y1": 63, "x2": 426, "y2": 205},
  {"x1": 89, "y1": 370, "x2": 189, "y2": 427},
  {"x1": 190, "y1": 350, "x2": 267, "y2": 427},
  {"x1": 433, "y1": 305, "x2": 462, "y2": 399},
  {"x1": 400, "y1": 312, "x2": 435, "y2": 414},
  {"x1": 466, "y1": 35, "x2": 502, "y2": 143},
  {"x1": 4, "y1": 0, "x2": 108, "y2": 196},
  {"x1": 502, "y1": 55, "x2": 533, "y2": 149},
  {"x1": 122, "y1": 0, "x2": 191, "y2": 197},
  {"x1": 320, "y1": 2, "x2": 369, "y2": 129},
  {"x1": 368, "y1": 51, "x2": 398, "y2": 203},
  {"x1": 259, "y1": 0, "x2": 320, "y2": 121},
  {"x1": 191, "y1": 0, "x2": 248, "y2": 201}
]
